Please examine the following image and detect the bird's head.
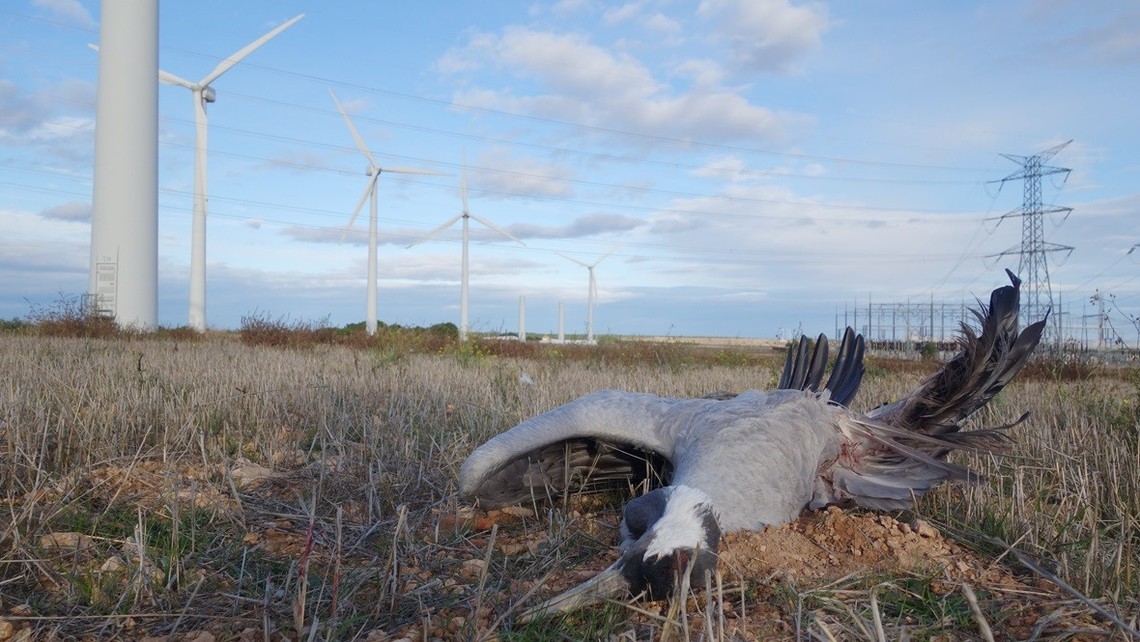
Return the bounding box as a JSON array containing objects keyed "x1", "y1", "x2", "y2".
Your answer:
[{"x1": 520, "y1": 485, "x2": 720, "y2": 621}]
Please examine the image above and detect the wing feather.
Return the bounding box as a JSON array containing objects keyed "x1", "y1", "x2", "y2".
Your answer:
[{"x1": 459, "y1": 390, "x2": 680, "y2": 508}]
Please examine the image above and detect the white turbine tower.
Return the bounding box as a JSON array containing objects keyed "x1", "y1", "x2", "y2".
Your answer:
[
  {"x1": 88, "y1": 0, "x2": 158, "y2": 330},
  {"x1": 160, "y1": 14, "x2": 303, "y2": 331},
  {"x1": 328, "y1": 88, "x2": 447, "y2": 336},
  {"x1": 560, "y1": 250, "x2": 614, "y2": 343},
  {"x1": 407, "y1": 157, "x2": 525, "y2": 342}
]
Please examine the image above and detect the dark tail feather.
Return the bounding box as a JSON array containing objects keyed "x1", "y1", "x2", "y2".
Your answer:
[
  {"x1": 825, "y1": 328, "x2": 865, "y2": 406},
  {"x1": 779, "y1": 327, "x2": 865, "y2": 405},
  {"x1": 868, "y1": 269, "x2": 1046, "y2": 437},
  {"x1": 779, "y1": 333, "x2": 828, "y2": 391}
]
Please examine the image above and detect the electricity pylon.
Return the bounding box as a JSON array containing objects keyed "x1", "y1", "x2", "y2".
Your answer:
[{"x1": 987, "y1": 140, "x2": 1074, "y2": 343}]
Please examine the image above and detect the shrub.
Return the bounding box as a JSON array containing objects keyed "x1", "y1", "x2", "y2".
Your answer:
[{"x1": 27, "y1": 293, "x2": 122, "y2": 339}]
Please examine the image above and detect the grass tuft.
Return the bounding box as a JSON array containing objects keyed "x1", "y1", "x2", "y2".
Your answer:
[{"x1": 0, "y1": 330, "x2": 1137, "y2": 638}]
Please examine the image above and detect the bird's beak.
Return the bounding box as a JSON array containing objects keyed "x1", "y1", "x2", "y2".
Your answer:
[{"x1": 518, "y1": 561, "x2": 630, "y2": 622}]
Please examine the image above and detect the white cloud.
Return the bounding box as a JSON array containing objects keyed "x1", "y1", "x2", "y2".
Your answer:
[
  {"x1": 444, "y1": 27, "x2": 799, "y2": 145},
  {"x1": 40, "y1": 201, "x2": 91, "y2": 222},
  {"x1": 644, "y1": 12, "x2": 683, "y2": 35},
  {"x1": 690, "y1": 155, "x2": 747, "y2": 180},
  {"x1": 508, "y1": 212, "x2": 644, "y2": 239},
  {"x1": 671, "y1": 59, "x2": 727, "y2": 88},
  {"x1": 697, "y1": 0, "x2": 829, "y2": 74},
  {"x1": 0, "y1": 80, "x2": 42, "y2": 130},
  {"x1": 33, "y1": 0, "x2": 96, "y2": 28},
  {"x1": 281, "y1": 224, "x2": 423, "y2": 248},
  {"x1": 260, "y1": 150, "x2": 335, "y2": 174},
  {"x1": 1022, "y1": 3, "x2": 1140, "y2": 66},
  {"x1": 550, "y1": 0, "x2": 595, "y2": 16},
  {"x1": 469, "y1": 149, "x2": 576, "y2": 199},
  {"x1": 603, "y1": 2, "x2": 647, "y2": 26},
  {"x1": 27, "y1": 115, "x2": 94, "y2": 142},
  {"x1": 0, "y1": 80, "x2": 96, "y2": 164}
]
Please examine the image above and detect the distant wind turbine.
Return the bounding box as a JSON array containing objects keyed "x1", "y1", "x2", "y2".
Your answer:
[
  {"x1": 407, "y1": 156, "x2": 525, "y2": 341},
  {"x1": 560, "y1": 250, "x2": 615, "y2": 343},
  {"x1": 156, "y1": 14, "x2": 303, "y2": 331},
  {"x1": 329, "y1": 87, "x2": 448, "y2": 335}
]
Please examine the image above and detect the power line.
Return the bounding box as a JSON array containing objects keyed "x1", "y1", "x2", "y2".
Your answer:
[
  {"x1": 224, "y1": 90, "x2": 992, "y2": 185},
  {"x1": 1, "y1": 172, "x2": 1000, "y2": 267},
  {"x1": 28, "y1": 87, "x2": 994, "y2": 209}
]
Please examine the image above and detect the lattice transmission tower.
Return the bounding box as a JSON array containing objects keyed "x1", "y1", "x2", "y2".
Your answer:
[{"x1": 988, "y1": 140, "x2": 1074, "y2": 342}]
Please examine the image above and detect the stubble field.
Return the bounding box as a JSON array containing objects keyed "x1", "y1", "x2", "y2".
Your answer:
[{"x1": 0, "y1": 329, "x2": 1137, "y2": 640}]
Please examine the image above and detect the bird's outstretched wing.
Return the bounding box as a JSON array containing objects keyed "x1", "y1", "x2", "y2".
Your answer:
[
  {"x1": 778, "y1": 327, "x2": 866, "y2": 406},
  {"x1": 459, "y1": 390, "x2": 681, "y2": 509},
  {"x1": 819, "y1": 270, "x2": 1046, "y2": 510}
]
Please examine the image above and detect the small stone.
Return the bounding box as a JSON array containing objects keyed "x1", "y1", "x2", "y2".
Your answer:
[
  {"x1": 99, "y1": 556, "x2": 126, "y2": 573},
  {"x1": 447, "y1": 616, "x2": 467, "y2": 633},
  {"x1": 38, "y1": 532, "x2": 96, "y2": 553},
  {"x1": 912, "y1": 519, "x2": 939, "y2": 538},
  {"x1": 498, "y1": 541, "x2": 527, "y2": 556},
  {"x1": 229, "y1": 464, "x2": 276, "y2": 489},
  {"x1": 461, "y1": 558, "x2": 486, "y2": 578}
]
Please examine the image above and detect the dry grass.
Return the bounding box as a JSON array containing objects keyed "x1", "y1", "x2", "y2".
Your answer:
[{"x1": 0, "y1": 329, "x2": 1137, "y2": 640}]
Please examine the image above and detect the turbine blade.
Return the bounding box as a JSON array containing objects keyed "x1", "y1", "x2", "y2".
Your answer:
[
  {"x1": 469, "y1": 213, "x2": 525, "y2": 246},
  {"x1": 199, "y1": 13, "x2": 303, "y2": 87},
  {"x1": 590, "y1": 249, "x2": 617, "y2": 268},
  {"x1": 158, "y1": 69, "x2": 196, "y2": 89},
  {"x1": 93, "y1": 43, "x2": 196, "y2": 89},
  {"x1": 341, "y1": 173, "x2": 378, "y2": 242},
  {"x1": 382, "y1": 166, "x2": 451, "y2": 176},
  {"x1": 328, "y1": 87, "x2": 375, "y2": 166},
  {"x1": 558, "y1": 252, "x2": 589, "y2": 268},
  {"x1": 460, "y1": 155, "x2": 469, "y2": 213},
  {"x1": 406, "y1": 213, "x2": 463, "y2": 248}
]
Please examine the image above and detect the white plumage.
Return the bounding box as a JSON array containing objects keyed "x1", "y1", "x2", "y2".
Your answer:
[{"x1": 459, "y1": 271, "x2": 1046, "y2": 618}]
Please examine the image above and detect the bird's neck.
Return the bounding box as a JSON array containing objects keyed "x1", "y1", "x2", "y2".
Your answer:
[{"x1": 644, "y1": 485, "x2": 720, "y2": 560}]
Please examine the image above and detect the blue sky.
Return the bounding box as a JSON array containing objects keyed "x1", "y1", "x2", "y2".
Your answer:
[{"x1": 3, "y1": 0, "x2": 1139, "y2": 340}]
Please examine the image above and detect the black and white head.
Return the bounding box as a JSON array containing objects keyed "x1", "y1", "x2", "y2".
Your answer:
[{"x1": 521, "y1": 485, "x2": 721, "y2": 620}]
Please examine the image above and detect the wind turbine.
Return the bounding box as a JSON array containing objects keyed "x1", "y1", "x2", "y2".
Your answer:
[
  {"x1": 159, "y1": 14, "x2": 303, "y2": 331},
  {"x1": 560, "y1": 250, "x2": 615, "y2": 343},
  {"x1": 407, "y1": 157, "x2": 525, "y2": 342},
  {"x1": 329, "y1": 88, "x2": 448, "y2": 336}
]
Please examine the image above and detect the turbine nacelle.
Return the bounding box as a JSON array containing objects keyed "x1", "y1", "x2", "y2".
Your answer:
[{"x1": 201, "y1": 85, "x2": 217, "y2": 103}]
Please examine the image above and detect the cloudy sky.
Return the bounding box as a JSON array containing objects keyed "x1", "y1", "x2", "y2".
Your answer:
[{"x1": 3, "y1": 1, "x2": 1139, "y2": 341}]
